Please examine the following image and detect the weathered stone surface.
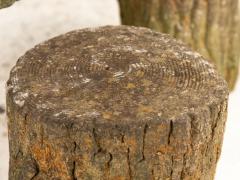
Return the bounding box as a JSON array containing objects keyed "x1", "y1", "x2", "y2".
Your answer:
[
  {"x1": 118, "y1": 0, "x2": 240, "y2": 90},
  {"x1": 7, "y1": 26, "x2": 228, "y2": 180},
  {"x1": 0, "y1": 0, "x2": 16, "y2": 9}
]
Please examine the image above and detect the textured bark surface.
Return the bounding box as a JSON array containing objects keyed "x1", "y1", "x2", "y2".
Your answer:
[
  {"x1": 7, "y1": 26, "x2": 228, "y2": 180},
  {"x1": 0, "y1": 0, "x2": 16, "y2": 8},
  {"x1": 118, "y1": 0, "x2": 240, "y2": 90}
]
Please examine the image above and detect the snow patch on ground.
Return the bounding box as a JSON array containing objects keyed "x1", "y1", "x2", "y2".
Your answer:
[
  {"x1": 0, "y1": 0, "x2": 120, "y2": 179},
  {"x1": 215, "y1": 77, "x2": 240, "y2": 180}
]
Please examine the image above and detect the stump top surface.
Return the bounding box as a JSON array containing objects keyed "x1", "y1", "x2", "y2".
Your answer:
[{"x1": 7, "y1": 26, "x2": 228, "y2": 125}]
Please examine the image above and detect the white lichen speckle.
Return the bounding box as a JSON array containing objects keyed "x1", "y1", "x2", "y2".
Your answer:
[
  {"x1": 82, "y1": 78, "x2": 91, "y2": 83},
  {"x1": 127, "y1": 62, "x2": 149, "y2": 74},
  {"x1": 11, "y1": 75, "x2": 21, "y2": 93},
  {"x1": 13, "y1": 92, "x2": 29, "y2": 107},
  {"x1": 11, "y1": 66, "x2": 22, "y2": 73},
  {"x1": 184, "y1": 51, "x2": 201, "y2": 58},
  {"x1": 54, "y1": 109, "x2": 75, "y2": 117},
  {"x1": 52, "y1": 87, "x2": 60, "y2": 92},
  {"x1": 98, "y1": 37, "x2": 106, "y2": 41},
  {"x1": 54, "y1": 112, "x2": 63, "y2": 117},
  {"x1": 135, "y1": 49, "x2": 148, "y2": 53},
  {"x1": 83, "y1": 111, "x2": 100, "y2": 117},
  {"x1": 75, "y1": 114, "x2": 82, "y2": 118},
  {"x1": 36, "y1": 103, "x2": 48, "y2": 109},
  {"x1": 113, "y1": 71, "x2": 125, "y2": 78}
]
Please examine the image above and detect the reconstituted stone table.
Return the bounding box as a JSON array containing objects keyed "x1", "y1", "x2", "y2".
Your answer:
[{"x1": 7, "y1": 26, "x2": 228, "y2": 180}]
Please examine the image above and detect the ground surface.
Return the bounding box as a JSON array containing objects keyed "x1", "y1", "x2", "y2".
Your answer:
[{"x1": 0, "y1": 0, "x2": 239, "y2": 179}]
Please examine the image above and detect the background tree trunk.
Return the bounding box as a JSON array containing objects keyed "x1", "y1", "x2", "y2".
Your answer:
[
  {"x1": 118, "y1": 0, "x2": 240, "y2": 90},
  {"x1": 0, "y1": 0, "x2": 17, "y2": 9},
  {"x1": 7, "y1": 26, "x2": 228, "y2": 179}
]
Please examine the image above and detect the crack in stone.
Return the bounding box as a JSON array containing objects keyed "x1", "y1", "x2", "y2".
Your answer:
[
  {"x1": 121, "y1": 133, "x2": 125, "y2": 143},
  {"x1": 151, "y1": 169, "x2": 154, "y2": 179},
  {"x1": 73, "y1": 141, "x2": 77, "y2": 152},
  {"x1": 127, "y1": 148, "x2": 132, "y2": 180},
  {"x1": 30, "y1": 159, "x2": 40, "y2": 180},
  {"x1": 71, "y1": 140, "x2": 77, "y2": 180},
  {"x1": 15, "y1": 149, "x2": 23, "y2": 159},
  {"x1": 92, "y1": 128, "x2": 102, "y2": 157},
  {"x1": 180, "y1": 153, "x2": 187, "y2": 179},
  {"x1": 170, "y1": 156, "x2": 174, "y2": 179},
  {"x1": 188, "y1": 113, "x2": 196, "y2": 150},
  {"x1": 40, "y1": 125, "x2": 44, "y2": 147},
  {"x1": 105, "y1": 152, "x2": 113, "y2": 178},
  {"x1": 139, "y1": 124, "x2": 148, "y2": 162},
  {"x1": 168, "y1": 120, "x2": 173, "y2": 145},
  {"x1": 71, "y1": 161, "x2": 77, "y2": 180},
  {"x1": 211, "y1": 104, "x2": 222, "y2": 140}
]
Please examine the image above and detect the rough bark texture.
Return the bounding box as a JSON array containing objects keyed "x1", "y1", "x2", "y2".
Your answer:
[
  {"x1": 0, "y1": 0, "x2": 17, "y2": 8},
  {"x1": 7, "y1": 26, "x2": 228, "y2": 180},
  {"x1": 118, "y1": 0, "x2": 240, "y2": 90}
]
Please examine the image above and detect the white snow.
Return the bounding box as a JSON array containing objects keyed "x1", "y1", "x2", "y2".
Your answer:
[
  {"x1": 0, "y1": 0, "x2": 239, "y2": 179},
  {"x1": 215, "y1": 78, "x2": 240, "y2": 180}
]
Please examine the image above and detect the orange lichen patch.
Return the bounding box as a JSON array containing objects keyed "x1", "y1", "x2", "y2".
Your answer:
[
  {"x1": 156, "y1": 145, "x2": 174, "y2": 154},
  {"x1": 137, "y1": 105, "x2": 156, "y2": 117},
  {"x1": 142, "y1": 79, "x2": 153, "y2": 87},
  {"x1": 77, "y1": 153, "x2": 103, "y2": 179},
  {"x1": 107, "y1": 78, "x2": 117, "y2": 83},
  {"x1": 102, "y1": 111, "x2": 113, "y2": 120},
  {"x1": 135, "y1": 70, "x2": 145, "y2": 77},
  {"x1": 124, "y1": 137, "x2": 137, "y2": 154},
  {"x1": 138, "y1": 105, "x2": 155, "y2": 113},
  {"x1": 75, "y1": 156, "x2": 92, "y2": 178},
  {"x1": 126, "y1": 83, "x2": 136, "y2": 89},
  {"x1": 110, "y1": 176, "x2": 127, "y2": 180},
  {"x1": 82, "y1": 134, "x2": 94, "y2": 150},
  {"x1": 31, "y1": 141, "x2": 70, "y2": 179},
  {"x1": 113, "y1": 111, "x2": 121, "y2": 116}
]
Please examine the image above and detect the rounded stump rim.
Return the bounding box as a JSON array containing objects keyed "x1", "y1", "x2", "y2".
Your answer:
[{"x1": 7, "y1": 25, "x2": 229, "y2": 126}]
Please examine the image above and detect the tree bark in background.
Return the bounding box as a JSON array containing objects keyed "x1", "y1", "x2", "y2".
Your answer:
[
  {"x1": 119, "y1": 0, "x2": 240, "y2": 90},
  {"x1": 0, "y1": 0, "x2": 17, "y2": 8}
]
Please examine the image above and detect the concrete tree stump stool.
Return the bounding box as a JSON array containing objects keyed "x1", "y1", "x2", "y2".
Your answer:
[{"x1": 7, "y1": 26, "x2": 228, "y2": 180}]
